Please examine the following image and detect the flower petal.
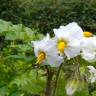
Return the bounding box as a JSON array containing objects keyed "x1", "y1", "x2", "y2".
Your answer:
[
  {"x1": 32, "y1": 34, "x2": 50, "y2": 56},
  {"x1": 53, "y1": 26, "x2": 69, "y2": 39},
  {"x1": 81, "y1": 51, "x2": 96, "y2": 62},
  {"x1": 53, "y1": 22, "x2": 83, "y2": 59},
  {"x1": 46, "y1": 55, "x2": 63, "y2": 67},
  {"x1": 65, "y1": 22, "x2": 83, "y2": 40},
  {"x1": 81, "y1": 36, "x2": 96, "y2": 62},
  {"x1": 87, "y1": 66, "x2": 96, "y2": 73},
  {"x1": 91, "y1": 77, "x2": 96, "y2": 83},
  {"x1": 64, "y1": 47, "x2": 80, "y2": 59}
]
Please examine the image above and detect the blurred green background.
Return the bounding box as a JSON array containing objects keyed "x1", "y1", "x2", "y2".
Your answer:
[
  {"x1": 0, "y1": 0, "x2": 96, "y2": 34},
  {"x1": 0, "y1": 0, "x2": 96, "y2": 96}
]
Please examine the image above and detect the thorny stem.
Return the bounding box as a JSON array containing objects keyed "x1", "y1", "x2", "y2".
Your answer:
[{"x1": 45, "y1": 65, "x2": 53, "y2": 96}]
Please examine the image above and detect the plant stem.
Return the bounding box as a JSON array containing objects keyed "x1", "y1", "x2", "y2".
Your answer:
[
  {"x1": 45, "y1": 66, "x2": 53, "y2": 96},
  {"x1": 52, "y1": 63, "x2": 63, "y2": 96},
  {"x1": 76, "y1": 57, "x2": 81, "y2": 78}
]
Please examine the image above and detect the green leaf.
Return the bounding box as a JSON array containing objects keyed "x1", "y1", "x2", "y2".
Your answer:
[
  {"x1": 9, "y1": 70, "x2": 46, "y2": 94},
  {"x1": 0, "y1": 86, "x2": 7, "y2": 96},
  {"x1": 75, "y1": 89, "x2": 89, "y2": 96},
  {"x1": 10, "y1": 92, "x2": 24, "y2": 96},
  {"x1": 54, "y1": 71, "x2": 66, "y2": 96}
]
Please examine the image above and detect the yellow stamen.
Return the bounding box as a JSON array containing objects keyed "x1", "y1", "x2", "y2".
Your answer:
[
  {"x1": 83, "y1": 32, "x2": 93, "y2": 37},
  {"x1": 57, "y1": 40, "x2": 67, "y2": 54},
  {"x1": 36, "y1": 52, "x2": 46, "y2": 64}
]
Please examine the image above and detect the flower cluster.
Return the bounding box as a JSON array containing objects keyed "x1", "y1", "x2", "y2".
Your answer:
[
  {"x1": 33, "y1": 22, "x2": 96, "y2": 65},
  {"x1": 32, "y1": 22, "x2": 96, "y2": 95}
]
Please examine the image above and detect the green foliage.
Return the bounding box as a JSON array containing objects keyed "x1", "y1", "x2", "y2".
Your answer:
[
  {"x1": 9, "y1": 70, "x2": 46, "y2": 95},
  {"x1": 0, "y1": 19, "x2": 43, "y2": 41},
  {"x1": 0, "y1": 12, "x2": 96, "y2": 95},
  {"x1": 54, "y1": 71, "x2": 66, "y2": 96},
  {"x1": 0, "y1": 0, "x2": 96, "y2": 34},
  {"x1": 0, "y1": 19, "x2": 45, "y2": 96}
]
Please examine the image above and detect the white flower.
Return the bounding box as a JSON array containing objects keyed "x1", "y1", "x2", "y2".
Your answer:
[
  {"x1": 65, "y1": 80, "x2": 78, "y2": 96},
  {"x1": 53, "y1": 22, "x2": 83, "y2": 59},
  {"x1": 81, "y1": 36, "x2": 96, "y2": 62},
  {"x1": 32, "y1": 34, "x2": 63, "y2": 67},
  {"x1": 87, "y1": 66, "x2": 96, "y2": 83}
]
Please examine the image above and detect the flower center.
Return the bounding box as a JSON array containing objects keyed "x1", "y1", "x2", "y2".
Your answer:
[
  {"x1": 57, "y1": 40, "x2": 67, "y2": 54},
  {"x1": 36, "y1": 52, "x2": 46, "y2": 64},
  {"x1": 83, "y1": 32, "x2": 93, "y2": 37}
]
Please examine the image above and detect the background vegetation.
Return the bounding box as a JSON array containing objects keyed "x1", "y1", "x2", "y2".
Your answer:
[
  {"x1": 0, "y1": 0, "x2": 96, "y2": 96},
  {"x1": 0, "y1": 0, "x2": 96, "y2": 34}
]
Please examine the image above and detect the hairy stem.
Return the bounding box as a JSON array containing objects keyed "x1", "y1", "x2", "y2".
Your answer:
[
  {"x1": 52, "y1": 63, "x2": 63, "y2": 96},
  {"x1": 45, "y1": 66, "x2": 53, "y2": 96}
]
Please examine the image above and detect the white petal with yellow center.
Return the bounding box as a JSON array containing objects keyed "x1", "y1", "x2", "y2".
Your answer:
[
  {"x1": 57, "y1": 40, "x2": 68, "y2": 54},
  {"x1": 32, "y1": 34, "x2": 63, "y2": 67},
  {"x1": 53, "y1": 22, "x2": 83, "y2": 59}
]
